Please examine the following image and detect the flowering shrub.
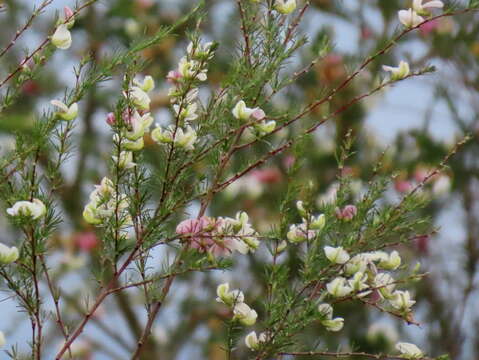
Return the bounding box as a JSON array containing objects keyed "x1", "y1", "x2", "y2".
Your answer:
[{"x1": 0, "y1": 0, "x2": 476, "y2": 359}]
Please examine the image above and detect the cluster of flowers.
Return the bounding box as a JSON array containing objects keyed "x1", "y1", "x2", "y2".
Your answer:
[
  {"x1": 286, "y1": 201, "x2": 326, "y2": 243},
  {"x1": 216, "y1": 283, "x2": 267, "y2": 350},
  {"x1": 151, "y1": 41, "x2": 216, "y2": 151},
  {"x1": 176, "y1": 211, "x2": 259, "y2": 257},
  {"x1": 82, "y1": 177, "x2": 131, "y2": 229},
  {"x1": 106, "y1": 74, "x2": 157, "y2": 169},
  {"x1": 322, "y1": 246, "x2": 416, "y2": 323},
  {"x1": 398, "y1": 0, "x2": 444, "y2": 28}
]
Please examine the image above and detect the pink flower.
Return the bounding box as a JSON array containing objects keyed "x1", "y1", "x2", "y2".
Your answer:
[
  {"x1": 166, "y1": 70, "x2": 183, "y2": 83},
  {"x1": 251, "y1": 168, "x2": 282, "y2": 184},
  {"x1": 419, "y1": 19, "x2": 439, "y2": 35},
  {"x1": 176, "y1": 217, "x2": 216, "y2": 251},
  {"x1": 74, "y1": 231, "x2": 99, "y2": 252},
  {"x1": 394, "y1": 179, "x2": 412, "y2": 193},
  {"x1": 106, "y1": 112, "x2": 116, "y2": 126},
  {"x1": 335, "y1": 205, "x2": 357, "y2": 220},
  {"x1": 283, "y1": 155, "x2": 296, "y2": 169}
]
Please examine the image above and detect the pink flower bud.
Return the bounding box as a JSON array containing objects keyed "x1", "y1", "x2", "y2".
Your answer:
[
  {"x1": 336, "y1": 205, "x2": 357, "y2": 220},
  {"x1": 106, "y1": 112, "x2": 116, "y2": 126},
  {"x1": 64, "y1": 6, "x2": 74, "y2": 20},
  {"x1": 74, "y1": 231, "x2": 99, "y2": 252}
]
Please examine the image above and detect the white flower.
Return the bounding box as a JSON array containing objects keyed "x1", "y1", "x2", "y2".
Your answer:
[
  {"x1": 129, "y1": 86, "x2": 151, "y2": 110},
  {"x1": 112, "y1": 151, "x2": 136, "y2": 169},
  {"x1": 344, "y1": 253, "x2": 369, "y2": 276},
  {"x1": 274, "y1": 0, "x2": 297, "y2": 14},
  {"x1": 378, "y1": 251, "x2": 402, "y2": 271},
  {"x1": 396, "y1": 342, "x2": 424, "y2": 359},
  {"x1": 233, "y1": 302, "x2": 258, "y2": 326},
  {"x1": 114, "y1": 134, "x2": 144, "y2": 151},
  {"x1": 82, "y1": 177, "x2": 130, "y2": 225},
  {"x1": 245, "y1": 331, "x2": 267, "y2": 350},
  {"x1": 383, "y1": 61, "x2": 410, "y2": 81},
  {"x1": 348, "y1": 272, "x2": 370, "y2": 297},
  {"x1": 174, "y1": 125, "x2": 197, "y2": 151},
  {"x1": 51, "y1": 100, "x2": 78, "y2": 121},
  {"x1": 322, "y1": 317, "x2": 344, "y2": 332},
  {"x1": 318, "y1": 303, "x2": 333, "y2": 319},
  {"x1": 398, "y1": 9, "x2": 424, "y2": 28},
  {"x1": 296, "y1": 200, "x2": 307, "y2": 217},
  {"x1": 390, "y1": 290, "x2": 416, "y2": 312},
  {"x1": 7, "y1": 199, "x2": 46, "y2": 220},
  {"x1": 232, "y1": 101, "x2": 257, "y2": 121},
  {"x1": 412, "y1": 0, "x2": 444, "y2": 15},
  {"x1": 173, "y1": 103, "x2": 198, "y2": 122},
  {"x1": 124, "y1": 112, "x2": 153, "y2": 141},
  {"x1": 51, "y1": 24, "x2": 72, "y2": 49},
  {"x1": 0, "y1": 331, "x2": 5, "y2": 348},
  {"x1": 254, "y1": 120, "x2": 276, "y2": 135},
  {"x1": 151, "y1": 126, "x2": 174, "y2": 144},
  {"x1": 374, "y1": 273, "x2": 396, "y2": 299},
  {"x1": 216, "y1": 283, "x2": 244, "y2": 307},
  {"x1": 187, "y1": 41, "x2": 215, "y2": 60},
  {"x1": 310, "y1": 214, "x2": 326, "y2": 230},
  {"x1": 133, "y1": 75, "x2": 155, "y2": 93},
  {"x1": 326, "y1": 277, "x2": 353, "y2": 298},
  {"x1": 0, "y1": 243, "x2": 19, "y2": 264},
  {"x1": 287, "y1": 223, "x2": 316, "y2": 243},
  {"x1": 178, "y1": 57, "x2": 207, "y2": 81},
  {"x1": 324, "y1": 246, "x2": 350, "y2": 264}
]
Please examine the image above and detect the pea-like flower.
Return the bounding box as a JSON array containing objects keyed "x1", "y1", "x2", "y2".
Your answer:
[
  {"x1": 51, "y1": 100, "x2": 78, "y2": 121},
  {"x1": 133, "y1": 75, "x2": 155, "y2": 93},
  {"x1": 233, "y1": 302, "x2": 258, "y2": 326},
  {"x1": 395, "y1": 342, "x2": 424, "y2": 359},
  {"x1": 324, "y1": 246, "x2": 350, "y2": 264},
  {"x1": 174, "y1": 126, "x2": 197, "y2": 151},
  {"x1": 232, "y1": 101, "x2": 260, "y2": 121},
  {"x1": 398, "y1": 9, "x2": 424, "y2": 28},
  {"x1": 129, "y1": 86, "x2": 151, "y2": 110},
  {"x1": 378, "y1": 250, "x2": 402, "y2": 270},
  {"x1": 375, "y1": 273, "x2": 396, "y2": 299},
  {"x1": 412, "y1": 0, "x2": 444, "y2": 16},
  {"x1": 112, "y1": 151, "x2": 136, "y2": 169},
  {"x1": 173, "y1": 103, "x2": 198, "y2": 122},
  {"x1": 216, "y1": 283, "x2": 244, "y2": 307},
  {"x1": 51, "y1": 24, "x2": 72, "y2": 49},
  {"x1": 274, "y1": 0, "x2": 297, "y2": 14},
  {"x1": 326, "y1": 277, "x2": 353, "y2": 298},
  {"x1": 383, "y1": 61, "x2": 410, "y2": 81},
  {"x1": 245, "y1": 331, "x2": 268, "y2": 350},
  {"x1": 348, "y1": 272, "x2": 371, "y2": 297},
  {"x1": 7, "y1": 199, "x2": 46, "y2": 220},
  {"x1": 0, "y1": 243, "x2": 19, "y2": 264},
  {"x1": 318, "y1": 303, "x2": 344, "y2": 331},
  {"x1": 124, "y1": 112, "x2": 153, "y2": 141},
  {"x1": 390, "y1": 290, "x2": 416, "y2": 312}
]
